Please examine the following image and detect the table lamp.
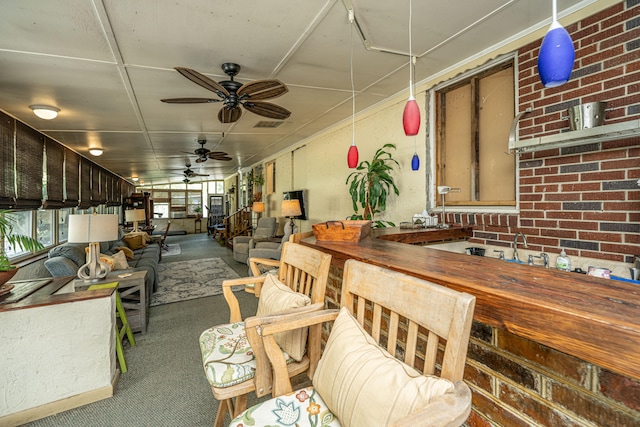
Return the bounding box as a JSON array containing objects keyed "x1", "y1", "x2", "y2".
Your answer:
[
  {"x1": 125, "y1": 209, "x2": 146, "y2": 232},
  {"x1": 68, "y1": 213, "x2": 119, "y2": 281},
  {"x1": 281, "y1": 199, "x2": 302, "y2": 230},
  {"x1": 252, "y1": 201, "x2": 265, "y2": 219}
]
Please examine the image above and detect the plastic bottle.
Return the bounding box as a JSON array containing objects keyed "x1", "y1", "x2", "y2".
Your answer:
[{"x1": 556, "y1": 250, "x2": 571, "y2": 272}]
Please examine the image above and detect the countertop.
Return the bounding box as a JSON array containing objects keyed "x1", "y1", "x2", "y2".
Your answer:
[{"x1": 301, "y1": 228, "x2": 640, "y2": 381}]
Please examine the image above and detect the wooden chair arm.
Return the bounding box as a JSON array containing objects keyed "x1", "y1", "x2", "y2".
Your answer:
[
  {"x1": 248, "y1": 256, "x2": 281, "y2": 278},
  {"x1": 389, "y1": 381, "x2": 472, "y2": 427},
  {"x1": 244, "y1": 305, "x2": 333, "y2": 398},
  {"x1": 258, "y1": 309, "x2": 339, "y2": 397},
  {"x1": 222, "y1": 276, "x2": 267, "y2": 323}
]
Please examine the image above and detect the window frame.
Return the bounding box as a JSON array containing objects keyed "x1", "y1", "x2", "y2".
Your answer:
[{"x1": 431, "y1": 54, "x2": 518, "y2": 211}]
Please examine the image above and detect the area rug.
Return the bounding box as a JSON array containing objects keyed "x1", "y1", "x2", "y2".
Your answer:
[
  {"x1": 152, "y1": 258, "x2": 243, "y2": 306},
  {"x1": 162, "y1": 243, "x2": 181, "y2": 256}
]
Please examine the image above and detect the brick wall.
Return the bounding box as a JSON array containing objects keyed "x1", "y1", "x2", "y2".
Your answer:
[
  {"x1": 450, "y1": 0, "x2": 640, "y2": 264},
  {"x1": 323, "y1": 264, "x2": 640, "y2": 426}
]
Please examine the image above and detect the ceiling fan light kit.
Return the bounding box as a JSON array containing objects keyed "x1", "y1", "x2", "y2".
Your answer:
[
  {"x1": 161, "y1": 63, "x2": 291, "y2": 124},
  {"x1": 29, "y1": 104, "x2": 59, "y2": 120},
  {"x1": 537, "y1": 0, "x2": 575, "y2": 88}
]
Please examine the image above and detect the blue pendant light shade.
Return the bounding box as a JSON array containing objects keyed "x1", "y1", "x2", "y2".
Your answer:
[
  {"x1": 411, "y1": 152, "x2": 420, "y2": 170},
  {"x1": 537, "y1": 0, "x2": 575, "y2": 88}
]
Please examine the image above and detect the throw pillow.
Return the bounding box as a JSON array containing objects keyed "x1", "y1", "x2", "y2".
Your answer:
[
  {"x1": 313, "y1": 307, "x2": 455, "y2": 426},
  {"x1": 115, "y1": 246, "x2": 134, "y2": 260},
  {"x1": 256, "y1": 273, "x2": 311, "y2": 361},
  {"x1": 110, "y1": 250, "x2": 130, "y2": 270},
  {"x1": 123, "y1": 234, "x2": 147, "y2": 250}
]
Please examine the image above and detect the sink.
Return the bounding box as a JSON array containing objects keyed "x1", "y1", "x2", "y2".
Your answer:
[{"x1": 504, "y1": 259, "x2": 525, "y2": 264}]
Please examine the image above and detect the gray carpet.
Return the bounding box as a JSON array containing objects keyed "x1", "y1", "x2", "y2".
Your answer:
[{"x1": 25, "y1": 233, "x2": 261, "y2": 427}]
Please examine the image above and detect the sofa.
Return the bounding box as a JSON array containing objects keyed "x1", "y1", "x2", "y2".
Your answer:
[{"x1": 44, "y1": 228, "x2": 160, "y2": 301}]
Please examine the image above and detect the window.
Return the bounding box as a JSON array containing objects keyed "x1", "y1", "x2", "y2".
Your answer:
[
  {"x1": 435, "y1": 60, "x2": 515, "y2": 206},
  {"x1": 150, "y1": 182, "x2": 203, "y2": 219},
  {"x1": 58, "y1": 209, "x2": 69, "y2": 242},
  {"x1": 36, "y1": 210, "x2": 54, "y2": 248},
  {"x1": 3, "y1": 211, "x2": 33, "y2": 259}
]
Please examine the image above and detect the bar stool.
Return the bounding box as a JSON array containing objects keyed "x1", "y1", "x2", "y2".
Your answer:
[{"x1": 88, "y1": 282, "x2": 136, "y2": 373}]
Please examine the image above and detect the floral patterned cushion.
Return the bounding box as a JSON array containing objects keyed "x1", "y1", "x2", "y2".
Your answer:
[
  {"x1": 229, "y1": 386, "x2": 342, "y2": 427},
  {"x1": 199, "y1": 322, "x2": 294, "y2": 388}
]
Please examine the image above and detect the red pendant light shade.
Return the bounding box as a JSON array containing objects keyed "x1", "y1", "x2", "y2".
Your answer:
[
  {"x1": 403, "y1": 97, "x2": 420, "y2": 136},
  {"x1": 347, "y1": 143, "x2": 359, "y2": 168}
]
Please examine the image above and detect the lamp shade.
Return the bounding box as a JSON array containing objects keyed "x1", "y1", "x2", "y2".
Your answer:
[
  {"x1": 125, "y1": 209, "x2": 146, "y2": 222},
  {"x1": 252, "y1": 201, "x2": 265, "y2": 213},
  {"x1": 537, "y1": 20, "x2": 575, "y2": 88},
  {"x1": 411, "y1": 153, "x2": 420, "y2": 170},
  {"x1": 403, "y1": 97, "x2": 420, "y2": 136},
  {"x1": 68, "y1": 214, "x2": 118, "y2": 243},
  {"x1": 281, "y1": 199, "x2": 302, "y2": 217},
  {"x1": 347, "y1": 144, "x2": 359, "y2": 168}
]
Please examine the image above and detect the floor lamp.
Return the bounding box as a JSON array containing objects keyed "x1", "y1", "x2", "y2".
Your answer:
[
  {"x1": 68, "y1": 213, "x2": 119, "y2": 282},
  {"x1": 125, "y1": 209, "x2": 145, "y2": 232},
  {"x1": 281, "y1": 199, "x2": 302, "y2": 232}
]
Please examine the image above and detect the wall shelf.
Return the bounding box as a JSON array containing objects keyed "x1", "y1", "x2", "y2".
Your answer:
[{"x1": 510, "y1": 120, "x2": 640, "y2": 153}]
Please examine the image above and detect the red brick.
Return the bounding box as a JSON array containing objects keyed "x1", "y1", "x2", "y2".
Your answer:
[
  {"x1": 558, "y1": 220, "x2": 600, "y2": 231},
  {"x1": 547, "y1": 212, "x2": 584, "y2": 221},
  {"x1": 582, "y1": 66, "x2": 625, "y2": 86},
  {"x1": 580, "y1": 170, "x2": 626, "y2": 181},
  {"x1": 601, "y1": 242, "x2": 640, "y2": 255},
  {"x1": 545, "y1": 193, "x2": 581, "y2": 201},
  {"x1": 580, "y1": 251, "x2": 625, "y2": 262},
  {"x1": 544, "y1": 155, "x2": 582, "y2": 166},
  {"x1": 499, "y1": 381, "x2": 587, "y2": 427},
  {"x1": 470, "y1": 391, "x2": 532, "y2": 427},
  {"x1": 541, "y1": 229, "x2": 577, "y2": 239},
  {"x1": 520, "y1": 210, "x2": 545, "y2": 219},
  {"x1": 550, "y1": 380, "x2": 640, "y2": 426},
  {"x1": 534, "y1": 202, "x2": 562, "y2": 211},
  {"x1": 526, "y1": 236, "x2": 560, "y2": 247},
  {"x1": 581, "y1": 46, "x2": 625, "y2": 68},
  {"x1": 520, "y1": 176, "x2": 543, "y2": 185},
  {"x1": 578, "y1": 231, "x2": 623, "y2": 243},
  {"x1": 583, "y1": 211, "x2": 627, "y2": 221},
  {"x1": 545, "y1": 174, "x2": 580, "y2": 183},
  {"x1": 582, "y1": 3, "x2": 624, "y2": 27},
  {"x1": 598, "y1": 368, "x2": 640, "y2": 413},
  {"x1": 562, "y1": 182, "x2": 601, "y2": 192},
  {"x1": 604, "y1": 201, "x2": 640, "y2": 210},
  {"x1": 533, "y1": 148, "x2": 561, "y2": 158},
  {"x1": 582, "y1": 191, "x2": 626, "y2": 200},
  {"x1": 520, "y1": 194, "x2": 543, "y2": 202},
  {"x1": 582, "y1": 149, "x2": 627, "y2": 161},
  {"x1": 535, "y1": 219, "x2": 559, "y2": 228},
  {"x1": 535, "y1": 183, "x2": 559, "y2": 193},
  {"x1": 602, "y1": 158, "x2": 640, "y2": 170}
]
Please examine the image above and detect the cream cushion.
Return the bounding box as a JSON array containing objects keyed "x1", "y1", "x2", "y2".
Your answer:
[
  {"x1": 256, "y1": 273, "x2": 311, "y2": 361},
  {"x1": 312, "y1": 307, "x2": 455, "y2": 426}
]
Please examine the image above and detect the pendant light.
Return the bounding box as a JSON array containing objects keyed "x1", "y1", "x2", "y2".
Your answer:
[
  {"x1": 402, "y1": 0, "x2": 420, "y2": 136},
  {"x1": 411, "y1": 139, "x2": 420, "y2": 171},
  {"x1": 537, "y1": 0, "x2": 575, "y2": 88},
  {"x1": 347, "y1": 9, "x2": 359, "y2": 168}
]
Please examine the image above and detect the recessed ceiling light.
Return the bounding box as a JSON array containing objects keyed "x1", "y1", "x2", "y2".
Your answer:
[
  {"x1": 131, "y1": 176, "x2": 139, "y2": 182},
  {"x1": 89, "y1": 148, "x2": 104, "y2": 156},
  {"x1": 29, "y1": 104, "x2": 60, "y2": 120}
]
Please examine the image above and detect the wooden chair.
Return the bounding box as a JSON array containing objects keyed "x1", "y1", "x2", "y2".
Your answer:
[
  {"x1": 159, "y1": 220, "x2": 171, "y2": 251},
  {"x1": 199, "y1": 242, "x2": 332, "y2": 427},
  {"x1": 231, "y1": 259, "x2": 476, "y2": 427}
]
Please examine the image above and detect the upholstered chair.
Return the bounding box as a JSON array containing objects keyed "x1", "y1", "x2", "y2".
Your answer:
[{"x1": 232, "y1": 217, "x2": 277, "y2": 264}]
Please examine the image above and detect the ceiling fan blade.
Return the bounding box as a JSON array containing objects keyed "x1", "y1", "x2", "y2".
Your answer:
[
  {"x1": 218, "y1": 106, "x2": 242, "y2": 123},
  {"x1": 237, "y1": 79, "x2": 288, "y2": 100},
  {"x1": 194, "y1": 172, "x2": 210, "y2": 176},
  {"x1": 175, "y1": 67, "x2": 229, "y2": 98},
  {"x1": 243, "y1": 101, "x2": 291, "y2": 120},
  {"x1": 161, "y1": 97, "x2": 221, "y2": 103}
]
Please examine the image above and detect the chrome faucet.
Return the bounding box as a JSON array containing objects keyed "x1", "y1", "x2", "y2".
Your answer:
[{"x1": 512, "y1": 232, "x2": 528, "y2": 262}]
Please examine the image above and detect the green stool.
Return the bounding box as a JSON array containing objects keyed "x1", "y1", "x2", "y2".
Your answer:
[{"x1": 88, "y1": 282, "x2": 136, "y2": 373}]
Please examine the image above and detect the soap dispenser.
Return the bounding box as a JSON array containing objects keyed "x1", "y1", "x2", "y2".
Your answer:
[{"x1": 556, "y1": 250, "x2": 571, "y2": 272}]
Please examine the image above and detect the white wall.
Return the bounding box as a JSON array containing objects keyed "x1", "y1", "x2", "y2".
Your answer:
[{"x1": 0, "y1": 294, "x2": 115, "y2": 421}]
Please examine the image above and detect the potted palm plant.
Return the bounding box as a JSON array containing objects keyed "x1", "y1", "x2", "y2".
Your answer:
[
  {"x1": 346, "y1": 143, "x2": 400, "y2": 228},
  {"x1": 0, "y1": 211, "x2": 44, "y2": 285}
]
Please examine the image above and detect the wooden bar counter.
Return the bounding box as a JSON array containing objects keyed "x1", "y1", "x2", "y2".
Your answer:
[{"x1": 301, "y1": 227, "x2": 640, "y2": 425}]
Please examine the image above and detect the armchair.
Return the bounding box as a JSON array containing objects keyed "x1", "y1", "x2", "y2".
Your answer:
[
  {"x1": 232, "y1": 216, "x2": 277, "y2": 264},
  {"x1": 231, "y1": 259, "x2": 477, "y2": 427},
  {"x1": 199, "y1": 242, "x2": 332, "y2": 427}
]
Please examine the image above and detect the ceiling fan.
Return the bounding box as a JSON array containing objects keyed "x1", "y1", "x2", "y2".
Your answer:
[
  {"x1": 181, "y1": 139, "x2": 232, "y2": 163},
  {"x1": 161, "y1": 63, "x2": 291, "y2": 123},
  {"x1": 182, "y1": 163, "x2": 209, "y2": 178}
]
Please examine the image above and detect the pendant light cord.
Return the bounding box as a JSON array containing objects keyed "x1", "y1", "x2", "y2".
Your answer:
[
  {"x1": 552, "y1": 0, "x2": 557, "y2": 22},
  {"x1": 408, "y1": 0, "x2": 414, "y2": 98},
  {"x1": 350, "y1": 13, "x2": 356, "y2": 146}
]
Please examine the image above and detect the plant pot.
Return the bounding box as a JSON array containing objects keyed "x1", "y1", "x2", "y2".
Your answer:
[{"x1": 0, "y1": 267, "x2": 19, "y2": 286}]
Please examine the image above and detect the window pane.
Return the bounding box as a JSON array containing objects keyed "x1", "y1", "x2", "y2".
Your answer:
[
  {"x1": 216, "y1": 181, "x2": 224, "y2": 194},
  {"x1": 171, "y1": 192, "x2": 185, "y2": 206},
  {"x1": 36, "y1": 210, "x2": 54, "y2": 247},
  {"x1": 154, "y1": 203, "x2": 169, "y2": 219},
  {"x1": 4, "y1": 211, "x2": 32, "y2": 258},
  {"x1": 442, "y1": 84, "x2": 472, "y2": 202},
  {"x1": 58, "y1": 208, "x2": 69, "y2": 242}
]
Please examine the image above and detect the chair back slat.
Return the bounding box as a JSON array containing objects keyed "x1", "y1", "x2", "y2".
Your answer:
[
  {"x1": 387, "y1": 312, "x2": 400, "y2": 355},
  {"x1": 341, "y1": 260, "x2": 476, "y2": 383},
  {"x1": 277, "y1": 242, "x2": 331, "y2": 305}
]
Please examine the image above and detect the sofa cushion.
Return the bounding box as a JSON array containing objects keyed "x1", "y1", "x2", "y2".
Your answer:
[
  {"x1": 312, "y1": 307, "x2": 454, "y2": 426},
  {"x1": 47, "y1": 243, "x2": 86, "y2": 267},
  {"x1": 114, "y1": 246, "x2": 134, "y2": 260}
]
